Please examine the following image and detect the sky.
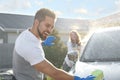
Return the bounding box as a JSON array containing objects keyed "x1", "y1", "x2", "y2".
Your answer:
[{"x1": 0, "y1": 0, "x2": 120, "y2": 20}]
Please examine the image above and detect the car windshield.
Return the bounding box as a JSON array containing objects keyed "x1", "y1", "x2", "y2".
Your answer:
[{"x1": 80, "y1": 29, "x2": 120, "y2": 62}]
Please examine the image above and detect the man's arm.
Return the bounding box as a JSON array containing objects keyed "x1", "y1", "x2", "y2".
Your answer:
[
  {"x1": 33, "y1": 59, "x2": 74, "y2": 80},
  {"x1": 33, "y1": 59, "x2": 95, "y2": 80}
]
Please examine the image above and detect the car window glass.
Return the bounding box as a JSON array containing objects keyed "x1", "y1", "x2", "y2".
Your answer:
[{"x1": 81, "y1": 30, "x2": 120, "y2": 62}]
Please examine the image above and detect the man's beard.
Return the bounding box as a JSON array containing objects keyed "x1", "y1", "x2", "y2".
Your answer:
[{"x1": 37, "y1": 26, "x2": 46, "y2": 40}]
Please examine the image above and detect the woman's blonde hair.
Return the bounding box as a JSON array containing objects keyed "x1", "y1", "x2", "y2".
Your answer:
[{"x1": 68, "y1": 30, "x2": 81, "y2": 45}]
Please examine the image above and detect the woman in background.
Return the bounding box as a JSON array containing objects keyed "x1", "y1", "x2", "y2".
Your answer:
[{"x1": 62, "y1": 30, "x2": 81, "y2": 72}]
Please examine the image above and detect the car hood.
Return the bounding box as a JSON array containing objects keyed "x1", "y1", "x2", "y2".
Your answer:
[{"x1": 71, "y1": 61, "x2": 120, "y2": 80}]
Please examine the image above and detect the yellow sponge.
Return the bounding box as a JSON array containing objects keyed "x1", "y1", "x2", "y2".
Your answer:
[{"x1": 91, "y1": 69, "x2": 104, "y2": 80}]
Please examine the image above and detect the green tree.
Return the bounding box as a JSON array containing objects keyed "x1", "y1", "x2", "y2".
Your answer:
[{"x1": 43, "y1": 29, "x2": 67, "y2": 68}]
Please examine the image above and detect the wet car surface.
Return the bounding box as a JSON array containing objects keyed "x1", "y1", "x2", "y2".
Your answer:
[{"x1": 69, "y1": 27, "x2": 120, "y2": 80}]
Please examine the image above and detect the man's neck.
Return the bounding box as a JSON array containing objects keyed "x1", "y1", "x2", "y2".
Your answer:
[{"x1": 29, "y1": 28, "x2": 41, "y2": 40}]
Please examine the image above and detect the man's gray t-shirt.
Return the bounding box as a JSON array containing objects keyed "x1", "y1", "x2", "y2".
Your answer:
[{"x1": 13, "y1": 29, "x2": 45, "y2": 80}]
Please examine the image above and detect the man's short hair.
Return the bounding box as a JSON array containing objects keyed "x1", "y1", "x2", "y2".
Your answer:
[{"x1": 34, "y1": 8, "x2": 56, "y2": 22}]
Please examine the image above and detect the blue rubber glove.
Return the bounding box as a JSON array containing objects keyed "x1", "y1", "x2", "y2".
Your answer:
[
  {"x1": 74, "y1": 75, "x2": 95, "y2": 80},
  {"x1": 42, "y1": 36, "x2": 56, "y2": 46},
  {"x1": 85, "y1": 75, "x2": 95, "y2": 80}
]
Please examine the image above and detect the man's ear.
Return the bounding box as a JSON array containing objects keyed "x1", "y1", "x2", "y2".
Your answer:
[{"x1": 34, "y1": 19, "x2": 39, "y2": 27}]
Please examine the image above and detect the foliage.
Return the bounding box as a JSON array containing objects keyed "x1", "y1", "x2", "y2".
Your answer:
[{"x1": 43, "y1": 29, "x2": 67, "y2": 68}]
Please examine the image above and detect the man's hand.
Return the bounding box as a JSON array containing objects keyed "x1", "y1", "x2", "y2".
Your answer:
[
  {"x1": 42, "y1": 36, "x2": 56, "y2": 46},
  {"x1": 74, "y1": 75, "x2": 95, "y2": 80}
]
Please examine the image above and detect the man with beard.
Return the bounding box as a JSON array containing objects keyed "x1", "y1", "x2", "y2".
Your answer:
[{"x1": 12, "y1": 8, "x2": 95, "y2": 80}]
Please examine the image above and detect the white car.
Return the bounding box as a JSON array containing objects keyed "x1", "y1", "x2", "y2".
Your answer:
[{"x1": 69, "y1": 27, "x2": 120, "y2": 80}]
